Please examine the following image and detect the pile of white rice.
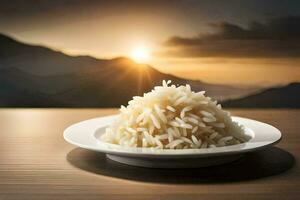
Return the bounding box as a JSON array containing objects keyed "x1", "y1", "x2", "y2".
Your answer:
[{"x1": 100, "y1": 80, "x2": 250, "y2": 149}]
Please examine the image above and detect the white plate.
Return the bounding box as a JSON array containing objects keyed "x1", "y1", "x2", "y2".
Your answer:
[{"x1": 64, "y1": 115, "x2": 282, "y2": 168}]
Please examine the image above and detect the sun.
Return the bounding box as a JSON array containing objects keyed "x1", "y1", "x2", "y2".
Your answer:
[{"x1": 130, "y1": 46, "x2": 150, "y2": 63}]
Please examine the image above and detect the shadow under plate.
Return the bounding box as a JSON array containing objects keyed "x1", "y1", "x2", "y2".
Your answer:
[{"x1": 66, "y1": 146, "x2": 294, "y2": 184}]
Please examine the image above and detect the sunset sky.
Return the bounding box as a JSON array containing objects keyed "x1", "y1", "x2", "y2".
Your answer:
[{"x1": 1, "y1": 0, "x2": 300, "y2": 86}]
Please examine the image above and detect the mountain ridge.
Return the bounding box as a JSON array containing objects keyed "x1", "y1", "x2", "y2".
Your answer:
[
  {"x1": 222, "y1": 82, "x2": 300, "y2": 108},
  {"x1": 1, "y1": 33, "x2": 297, "y2": 108}
]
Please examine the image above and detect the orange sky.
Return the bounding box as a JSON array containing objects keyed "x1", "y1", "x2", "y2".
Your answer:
[
  {"x1": 5, "y1": 32, "x2": 299, "y2": 87},
  {"x1": 150, "y1": 58, "x2": 300, "y2": 86},
  {"x1": 0, "y1": 1, "x2": 299, "y2": 86}
]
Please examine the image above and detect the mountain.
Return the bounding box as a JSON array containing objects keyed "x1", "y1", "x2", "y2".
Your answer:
[
  {"x1": 0, "y1": 33, "x2": 258, "y2": 107},
  {"x1": 222, "y1": 83, "x2": 300, "y2": 108}
]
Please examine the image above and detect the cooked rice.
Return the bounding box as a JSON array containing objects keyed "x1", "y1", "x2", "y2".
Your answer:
[{"x1": 100, "y1": 80, "x2": 250, "y2": 149}]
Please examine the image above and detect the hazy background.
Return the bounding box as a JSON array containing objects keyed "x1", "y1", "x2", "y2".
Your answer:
[{"x1": 0, "y1": 0, "x2": 299, "y2": 108}]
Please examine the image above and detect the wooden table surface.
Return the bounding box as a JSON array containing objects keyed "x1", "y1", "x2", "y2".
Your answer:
[{"x1": 0, "y1": 109, "x2": 299, "y2": 200}]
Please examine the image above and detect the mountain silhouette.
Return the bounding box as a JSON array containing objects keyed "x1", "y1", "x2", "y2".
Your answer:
[
  {"x1": 222, "y1": 83, "x2": 300, "y2": 108},
  {"x1": 3, "y1": 33, "x2": 298, "y2": 108},
  {"x1": 0, "y1": 33, "x2": 260, "y2": 107}
]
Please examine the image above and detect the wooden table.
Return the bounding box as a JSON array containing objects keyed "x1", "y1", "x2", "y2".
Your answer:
[{"x1": 0, "y1": 109, "x2": 299, "y2": 200}]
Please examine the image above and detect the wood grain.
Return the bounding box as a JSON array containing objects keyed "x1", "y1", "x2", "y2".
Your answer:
[{"x1": 0, "y1": 109, "x2": 299, "y2": 200}]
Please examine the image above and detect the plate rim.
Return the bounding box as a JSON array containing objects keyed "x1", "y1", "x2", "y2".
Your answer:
[{"x1": 63, "y1": 115, "x2": 282, "y2": 158}]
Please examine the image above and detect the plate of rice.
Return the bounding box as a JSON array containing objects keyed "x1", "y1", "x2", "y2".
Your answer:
[{"x1": 64, "y1": 80, "x2": 282, "y2": 168}]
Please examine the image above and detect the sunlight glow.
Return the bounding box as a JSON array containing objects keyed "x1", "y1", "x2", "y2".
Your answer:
[{"x1": 130, "y1": 46, "x2": 150, "y2": 63}]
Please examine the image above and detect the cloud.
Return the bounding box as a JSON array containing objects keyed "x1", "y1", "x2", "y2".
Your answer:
[{"x1": 162, "y1": 16, "x2": 300, "y2": 58}]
